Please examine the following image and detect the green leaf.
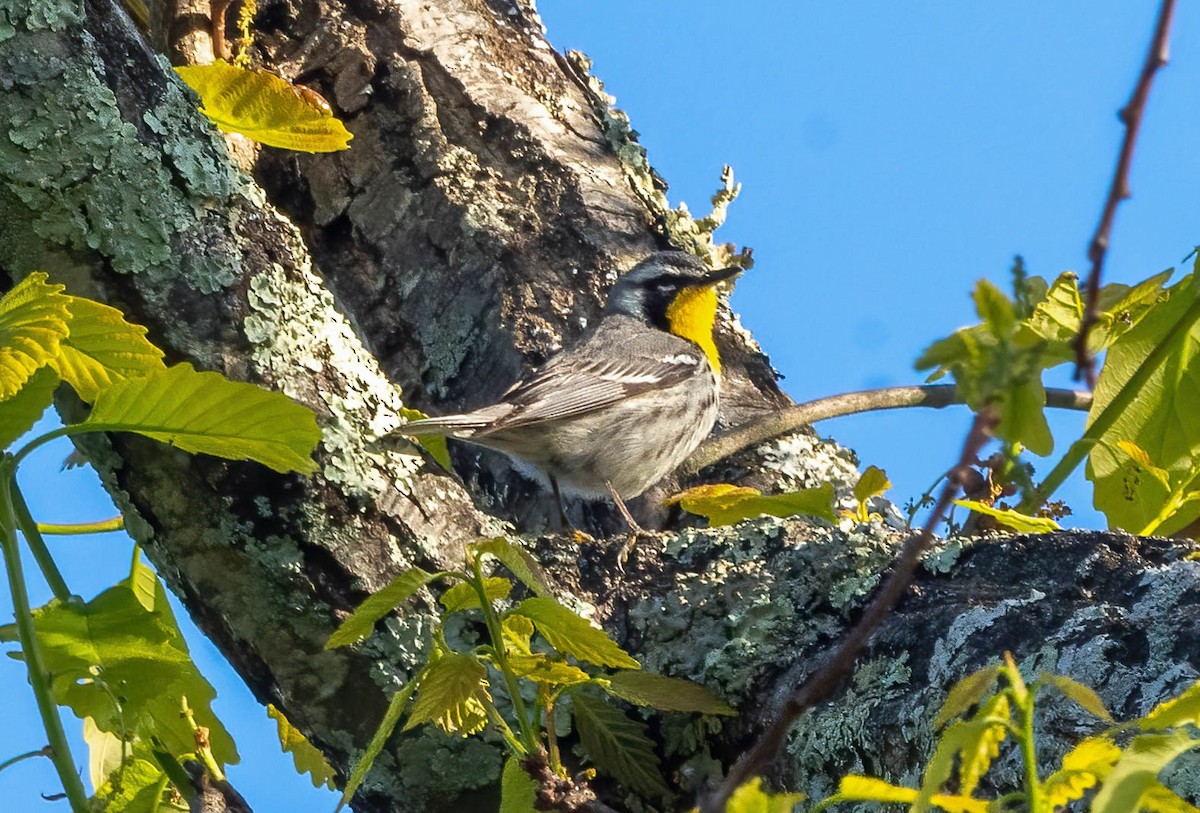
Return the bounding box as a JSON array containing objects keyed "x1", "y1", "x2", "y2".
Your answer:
[
  {"x1": 0, "y1": 365, "x2": 58, "y2": 450},
  {"x1": 1043, "y1": 736, "x2": 1121, "y2": 809},
  {"x1": 502, "y1": 615, "x2": 536, "y2": 654},
  {"x1": 336, "y1": 679, "x2": 417, "y2": 812},
  {"x1": 956, "y1": 694, "x2": 1009, "y2": 797},
  {"x1": 916, "y1": 277, "x2": 1059, "y2": 455},
  {"x1": 440, "y1": 577, "x2": 511, "y2": 614},
  {"x1": 52, "y1": 295, "x2": 165, "y2": 403},
  {"x1": 32, "y1": 584, "x2": 237, "y2": 768},
  {"x1": 974, "y1": 278, "x2": 1016, "y2": 335},
  {"x1": 119, "y1": 561, "x2": 238, "y2": 765},
  {"x1": 600, "y1": 671, "x2": 734, "y2": 715},
  {"x1": 403, "y1": 652, "x2": 490, "y2": 736},
  {"x1": 89, "y1": 757, "x2": 179, "y2": 813},
  {"x1": 399, "y1": 407, "x2": 452, "y2": 471},
  {"x1": 506, "y1": 652, "x2": 591, "y2": 686},
  {"x1": 952, "y1": 500, "x2": 1061, "y2": 533},
  {"x1": 326, "y1": 568, "x2": 440, "y2": 649},
  {"x1": 935, "y1": 665, "x2": 999, "y2": 729},
  {"x1": 725, "y1": 776, "x2": 804, "y2": 813},
  {"x1": 0, "y1": 272, "x2": 72, "y2": 400},
  {"x1": 174, "y1": 60, "x2": 352, "y2": 152},
  {"x1": 84, "y1": 363, "x2": 321, "y2": 475},
  {"x1": 1139, "y1": 681, "x2": 1200, "y2": 730},
  {"x1": 268, "y1": 704, "x2": 336, "y2": 790},
  {"x1": 666, "y1": 482, "x2": 836, "y2": 526},
  {"x1": 1040, "y1": 672, "x2": 1113, "y2": 722},
  {"x1": 1141, "y1": 783, "x2": 1200, "y2": 812},
  {"x1": 830, "y1": 775, "x2": 917, "y2": 804},
  {"x1": 1087, "y1": 273, "x2": 1200, "y2": 535},
  {"x1": 1091, "y1": 731, "x2": 1200, "y2": 813},
  {"x1": 499, "y1": 756, "x2": 539, "y2": 813},
  {"x1": 852, "y1": 465, "x2": 891, "y2": 520},
  {"x1": 511, "y1": 598, "x2": 639, "y2": 670},
  {"x1": 472, "y1": 538, "x2": 552, "y2": 597},
  {"x1": 83, "y1": 715, "x2": 127, "y2": 791},
  {"x1": 568, "y1": 688, "x2": 667, "y2": 797}
]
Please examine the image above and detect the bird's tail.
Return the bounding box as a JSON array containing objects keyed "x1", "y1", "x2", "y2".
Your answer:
[{"x1": 398, "y1": 405, "x2": 510, "y2": 438}]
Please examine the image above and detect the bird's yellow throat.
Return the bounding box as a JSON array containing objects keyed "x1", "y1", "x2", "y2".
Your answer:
[{"x1": 665, "y1": 285, "x2": 722, "y2": 374}]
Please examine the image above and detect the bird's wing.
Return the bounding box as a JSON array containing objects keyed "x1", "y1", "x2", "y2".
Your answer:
[{"x1": 480, "y1": 350, "x2": 703, "y2": 433}]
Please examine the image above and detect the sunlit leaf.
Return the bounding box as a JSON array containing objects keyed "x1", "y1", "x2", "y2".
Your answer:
[
  {"x1": 1043, "y1": 736, "x2": 1121, "y2": 809},
  {"x1": 32, "y1": 582, "x2": 237, "y2": 767},
  {"x1": 84, "y1": 363, "x2": 321, "y2": 474},
  {"x1": 506, "y1": 652, "x2": 591, "y2": 686},
  {"x1": 399, "y1": 407, "x2": 452, "y2": 471},
  {"x1": 326, "y1": 568, "x2": 440, "y2": 649},
  {"x1": 952, "y1": 500, "x2": 1061, "y2": 533},
  {"x1": 935, "y1": 665, "x2": 999, "y2": 728},
  {"x1": 1040, "y1": 672, "x2": 1113, "y2": 722},
  {"x1": 600, "y1": 671, "x2": 734, "y2": 715},
  {"x1": 52, "y1": 295, "x2": 165, "y2": 403},
  {"x1": 511, "y1": 598, "x2": 639, "y2": 670},
  {"x1": 89, "y1": 757, "x2": 179, "y2": 813},
  {"x1": 851, "y1": 465, "x2": 891, "y2": 520},
  {"x1": 0, "y1": 366, "x2": 58, "y2": 450},
  {"x1": 568, "y1": 688, "x2": 667, "y2": 797},
  {"x1": 440, "y1": 577, "x2": 511, "y2": 614},
  {"x1": 1088, "y1": 273, "x2": 1200, "y2": 535},
  {"x1": 665, "y1": 482, "x2": 836, "y2": 526},
  {"x1": 500, "y1": 756, "x2": 538, "y2": 813},
  {"x1": 174, "y1": 60, "x2": 352, "y2": 152},
  {"x1": 1139, "y1": 681, "x2": 1200, "y2": 730},
  {"x1": 725, "y1": 776, "x2": 804, "y2": 813},
  {"x1": 1091, "y1": 731, "x2": 1200, "y2": 813},
  {"x1": 0, "y1": 272, "x2": 71, "y2": 400},
  {"x1": 268, "y1": 704, "x2": 336, "y2": 790},
  {"x1": 472, "y1": 538, "x2": 552, "y2": 597},
  {"x1": 403, "y1": 652, "x2": 490, "y2": 736},
  {"x1": 957, "y1": 694, "x2": 1009, "y2": 797}
]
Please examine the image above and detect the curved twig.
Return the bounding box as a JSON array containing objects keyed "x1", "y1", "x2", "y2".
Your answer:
[
  {"x1": 1074, "y1": 0, "x2": 1177, "y2": 385},
  {"x1": 683, "y1": 384, "x2": 1092, "y2": 476}
]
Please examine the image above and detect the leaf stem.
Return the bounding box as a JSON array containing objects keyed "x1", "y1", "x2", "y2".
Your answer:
[
  {"x1": 10, "y1": 484, "x2": 71, "y2": 602},
  {"x1": 1016, "y1": 688, "x2": 1043, "y2": 813},
  {"x1": 0, "y1": 746, "x2": 52, "y2": 774},
  {"x1": 38, "y1": 516, "x2": 125, "y2": 536},
  {"x1": 541, "y1": 684, "x2": 562, "y2": 775},
  {"x1": 471, "y1": 555, "x2": 538, "y2": 753},
  {"x1": 0, "y1": 459, "x2": 89, "y2": 811}
]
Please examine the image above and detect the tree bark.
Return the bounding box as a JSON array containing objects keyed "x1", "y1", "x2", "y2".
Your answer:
[{"x1": 1, "y1": 1, "x2": 1197, "y2": 811}]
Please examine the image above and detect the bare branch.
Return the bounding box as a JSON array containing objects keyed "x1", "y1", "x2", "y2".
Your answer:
[
  {"x1": 683, "y1": 385, "x2": 1091, "y2": 477},
  {"x1": 699, "y1": 409, "x2": 998, "y2": 813},
  {"x1": 1074, "y1": 0, "x2": 1177, "y2": 385}
]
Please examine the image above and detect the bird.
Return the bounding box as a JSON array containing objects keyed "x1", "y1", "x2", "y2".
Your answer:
[{"x1": 397, "y1": 251, "x2": 739, "y2": 530}]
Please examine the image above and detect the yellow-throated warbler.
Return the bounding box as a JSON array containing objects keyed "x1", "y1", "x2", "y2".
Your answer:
[{"x1": 399, "y1": 251, "x2": 738, "y2": 521}]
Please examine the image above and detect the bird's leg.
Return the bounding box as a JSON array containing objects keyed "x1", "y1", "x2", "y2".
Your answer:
[
  {"x1": 550, "y1": 476, "x2": 569, "y2": 531},
  {"x1": 606, "y1": 481, "x2": 650, "y2": 567}
]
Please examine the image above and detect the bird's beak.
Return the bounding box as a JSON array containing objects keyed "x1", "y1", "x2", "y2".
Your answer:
[{"x1": 702, "y1": 266, "x2": 742, "y2": 286}]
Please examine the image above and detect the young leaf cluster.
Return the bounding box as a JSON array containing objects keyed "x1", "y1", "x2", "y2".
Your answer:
[
  {"x1": 327, "y1": 537, "x2": 735, "y2": 812},
  {"x1": 815, "y1": 653, "x2": 1200, "y2": 813}
]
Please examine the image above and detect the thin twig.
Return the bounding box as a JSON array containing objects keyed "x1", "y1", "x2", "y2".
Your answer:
[
  {"x1": 700, "y1": 410, "x2": 998, "y2": 813},
  {"x1": 682, "y1": 384, "x2": 1091, "y2": 477},
  {"x1": 1074, "y1": 0, "x2": 1177, "y2": 385}
]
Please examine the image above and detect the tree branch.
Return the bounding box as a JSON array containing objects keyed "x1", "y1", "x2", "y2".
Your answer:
[
  {"x1": 700, "y1": 409, "x2": 998, "y2": 813},
  {"x1": 1073, "y1": 0, "x2": 1177, "y2": 386},
  {"x1": 683, "y1": 384, "x2": 1091, "y2": 477}
]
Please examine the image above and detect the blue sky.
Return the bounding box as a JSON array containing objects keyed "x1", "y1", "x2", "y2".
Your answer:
[{"x1": 4, "y1": 3, "x2": 1199, "y2": 810}]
